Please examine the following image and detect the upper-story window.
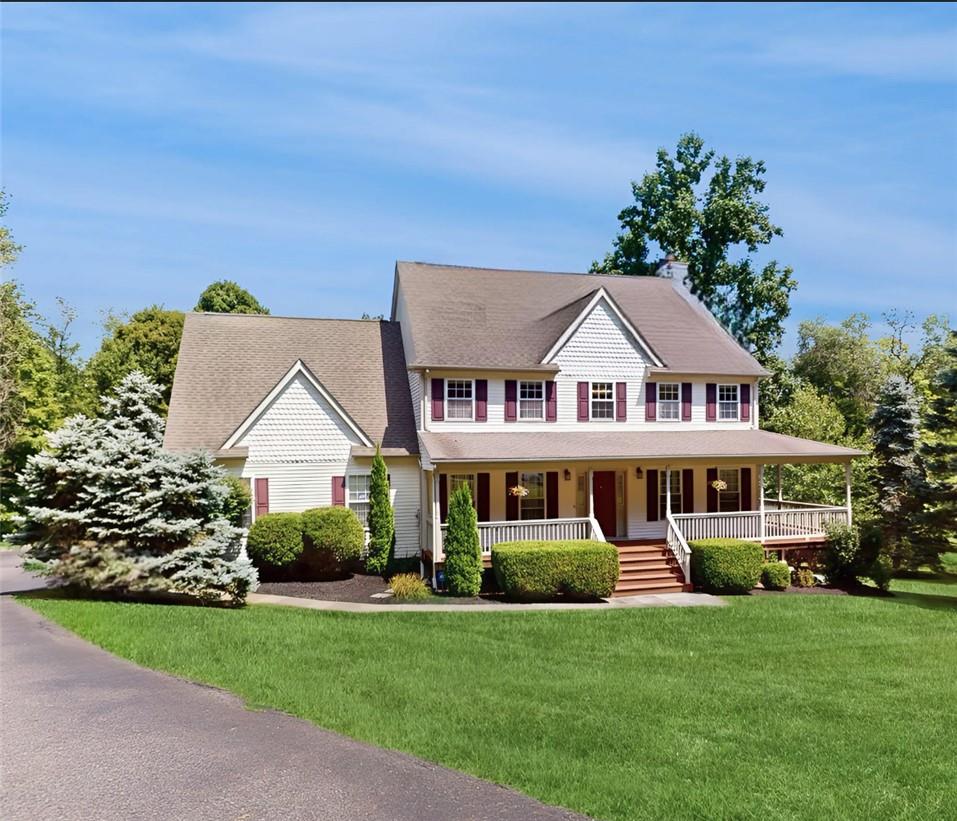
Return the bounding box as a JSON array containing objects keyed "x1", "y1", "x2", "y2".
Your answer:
[
  {"x1": 519, "y1": 381, "x2": 545, "y2": 420},
  {"x1": 591, "y1": 382, "x2": 614, "y2": 420},
  {"x1": 446, "y1": 379, "x2": 474, "y2": 420},
  {"x1": 658, "y1": 383, "x2": 680, "y2": 421},
  {"x1": 718, "y1": 384, "x2": 739, "y2": 421}
]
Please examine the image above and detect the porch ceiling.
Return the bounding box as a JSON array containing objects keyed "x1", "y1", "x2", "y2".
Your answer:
[{"x1": 418, "y1": 429, "x2": 862, "y2": 465}]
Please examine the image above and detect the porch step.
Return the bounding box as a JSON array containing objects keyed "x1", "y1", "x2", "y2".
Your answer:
[
  {"x1": 613, "y1": 541, "x2": 690, "y2": 595},
  {"x1": 612, "y1": 580, "x2": 692, "y2": 596},
  {"x1": 618, "y1": 560, "x2": 675, "y2": 573}
]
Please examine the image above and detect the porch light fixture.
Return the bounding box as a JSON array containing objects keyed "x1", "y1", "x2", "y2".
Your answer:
[
  {"x1": 635, "y1": 467, "x2": 643, "y2": 479},
  {"x1": 563, "y1": 469, "x2": 571, "y2": 481}
]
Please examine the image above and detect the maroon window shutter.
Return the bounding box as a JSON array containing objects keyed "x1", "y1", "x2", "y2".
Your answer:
[
  {"x1": 431, "y1": 378, "x2": 444, "y2": 421},
  {"x1": 504, "y1": 380, "x2": 517, "y2": 422},
  {"x1": 645, "y1": 382, "x2": 657, "y2": 421},
  {"x1": 706, "y1": 468, "x2": 718, "y2": 512},
  {"x1": 681, "y1": 382, "x2": 692, "y2": 422},
  {"x1": 545, "y1": 381, "x2": 557, "y2": 422},
  {"x1": 439, "y1": 474, "x2": 448, "y2": 523},
  {"x1": 546, "y1": 472, "x2": 559, "y2": 519},
  {"x1": 740, "y1": 468, "x2": 752, "y2": 512},
  {"x1": 616, "y1": 382, "x2": 627, "y2": 422},
  {"x1": 740, "y1": 383, "x2": 751, "y2": 422},
  {"x1": 475, "y1": 379, "x2": 488, "y2": 422},
  {"x1": 476, "y1": 473, "x2": 490, "y2": 522},
  {"x1": 505, "y1": 471, "x2": 519, "y2": 520},
  {"x1": 330, "y1": 476, "x2": 344, "y2": 507},
  {"x1": 577, "y1": 382, "x2": 589, "y2": 421},
  {"x1": 682, "y1": 468, "x2": 694, "y2": 515},
  {"x1": 255, "y1": 478, "x2": 270, "y2": 517},
  {"x1": 706, "y1": 383, "x2": 717, "y2": 422},
  {"x1": 646, "y1": 469, "x2": 658, "y2": 522}
]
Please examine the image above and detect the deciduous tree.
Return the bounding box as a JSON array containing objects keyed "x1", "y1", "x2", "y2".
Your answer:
[{"x1": 195, "y1": 280, "x2": 269, "y2": 314}]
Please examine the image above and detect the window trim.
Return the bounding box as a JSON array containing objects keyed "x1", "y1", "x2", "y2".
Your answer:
[
  {"x1": 657, "y1": 382, "x2": 681, "y2": 422},
  {"x1": 518, "y1": 470, "x2": 547, "y2": 521},
  {"x1": 346, "y1": 473, "x2": 372, "y2": 526},
  {"x1": 445, "y1": 378, "x2": 475, "y2": 421},
  {"x1": 589, "y1": 381, "x2": 616, "y2": 422},
  {"x1": 517, "y1": 380, "x2": 546, "y2": 421},
  {"x1": 717, "y1": 383, "x2": 740, "y2": 422},
  {"x1": 717, "y1": 467, "x2": 741, "y2": 512}
]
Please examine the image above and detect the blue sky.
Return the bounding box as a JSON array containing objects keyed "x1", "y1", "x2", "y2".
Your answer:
[{"x1": 3, "y1": 2, "x2": 956, "y2": 355}]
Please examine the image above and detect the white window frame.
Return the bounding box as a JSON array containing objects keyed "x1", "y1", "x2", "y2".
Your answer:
[
  {"x1": 519, "y1": 471, "x2": 547, "y2": 520},
  {"x1": 718, "y1": 383, "x2": 739, "y2": 422},
  {"x1": 659, "y1": 470, "x2": 683, "y2": 518},
  {"x1": 589, "y1": 381, "x2": 615, "y2": 421},
  {"x1": 717, "y1": 467, "x2": 741, "y2": 512},
  {"x1": 657, "y1": 382, "x2": 680, "y2": 421},
  {"x1": 445, "y1": 378, "x2": 475, "y2": 421},
  {"x1": 346, "y1": 474, "x2": 372, "y2": 526},
  {"x1": 518, "y1": 380, "x2": 545, "y2": 421},
  {"x1": 448, "y1": 473, "x2": 476, "y2": 501}
]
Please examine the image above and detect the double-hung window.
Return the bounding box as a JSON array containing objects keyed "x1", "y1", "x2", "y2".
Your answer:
[
  {"x1": 519, "y1": 381, "x2": 545, "y2": 420},
  {"x1": 446, "y1": 379, "x2": 474, "y2": 420},
  {"x1": 718, "y1": 384, "x2": 739, "y2": 421},
  {"x1": 347, "y1": 475, "x2": 371, "y2": 525},
  {"x1": 658, "y1": 470, "x2": 683, "y2": 518},
  {"x1": 591, "y1": 382, "x2": 614, "y2": 420},
  {"x1": 658, "y1": 383, "x2": 680, "y2": 420},
  {"x1": 449, "y1": 473, "x2": 476, "y2": 501},
  {"x1": 717, "y1": 468, "x2": 740, "y2": 512},
  {"x1": 519, "y1": 471, "x2": 546, "y2": 520}
]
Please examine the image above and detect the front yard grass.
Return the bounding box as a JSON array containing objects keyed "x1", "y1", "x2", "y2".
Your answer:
[{"x1": 21, "y1": 572, "x2": 957, "y2": 821}]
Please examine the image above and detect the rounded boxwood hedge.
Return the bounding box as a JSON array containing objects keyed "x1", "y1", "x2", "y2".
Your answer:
[
  {"x1": 301, "y1": 506, "x2": 364, "y2": 564},
  {"x1": 689, "y1": 538, "x2": 763, "y2": 594},
  {"x1": 246, "y1": 512, "x2": 303, "y2": 568},
  {"x1": 761, "y1": 560, "x2": 790, "y2": 591},
  {"x1": 491, "y1": 540, "x2": 619, "y2": 600}
]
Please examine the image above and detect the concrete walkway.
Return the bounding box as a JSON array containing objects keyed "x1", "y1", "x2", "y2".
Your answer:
[
  {"x1": 248, "y1": 589, "x2": 725, "y2": 612},
  {"x1": 0, "y1": 553, "x2": 585, "y2": 821}
]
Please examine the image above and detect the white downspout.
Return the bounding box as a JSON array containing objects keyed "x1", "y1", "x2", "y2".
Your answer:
[
  {"x1": 758, "y1": 464, "x2": 766, "y2": 541},
  {"x1": 845, "y1": 462, "x2": 853, "y2": 526}
]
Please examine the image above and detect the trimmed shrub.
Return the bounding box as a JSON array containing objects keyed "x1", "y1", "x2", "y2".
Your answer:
[
  {"x1": 389, "y1": 573, "x2": 430, "y2": 601},
  {"x1": 365, "y1": 445, "x2": 394, "y2": 575},
  {"x1": 761, "y1": 561, "x2": 790, "y2": 591},
  {"x1": 221, "y1": 475, "x2": 252, "y2": 527},
  {"x1": 689, "y1": 539, "x2": 763, "y2": 594},
  {"x1": 822, "y1": 522, "x2": 864, "y2": 585},
  {"x1": 491, "y1": 540, "x2": 619, "y2": 600},
  {"x1": 444, "y1": 484, "x2": 482, "y2": 596},
  {"x1": 868, "y1": 555, "x2": 893, "y2": 592},
  {"x1": 246, "y1": 512, "x2": 303, "y2": 568},
  {"x1": 795, "y1": 566, "x2": 816, "y2": 587},
  {"x1": 301, "y1": 506, "x2": 364, "y2": 564}
]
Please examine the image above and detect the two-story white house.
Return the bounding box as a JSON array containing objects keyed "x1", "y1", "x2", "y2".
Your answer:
[{"x1": 165, "y1": 261, "x2": 861, "y2": 595}]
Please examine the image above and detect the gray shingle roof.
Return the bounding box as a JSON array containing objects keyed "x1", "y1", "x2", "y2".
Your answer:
[
  {"x1": 419, "y1": 429, "x2": 862, "y2": 463},
  {"x1": 164, "y1": 313, "x2": 418, "y2": 454},
  {"x1": 394, "y1": 261, "x2": 768, "y2": 376}
]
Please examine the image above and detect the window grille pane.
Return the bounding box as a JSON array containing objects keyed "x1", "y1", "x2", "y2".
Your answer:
[
  {"x1": 520, "y1": 472, "x2": 546, "y2": 520},
  {"x1": 591, "y1": 382, "x2": 614, "y2": 419},
  {"x1": 718, "y1": 385, "x2": 739, "y2": 420},
  {"x1": 449, "y1": 474, "x2": 476, "y2": 500},
  {"x1": 446, "y1": 379, "x2": 474, "y2": 419},
  {"x1": 519, "y1": 381, "x2": 545, "y2": 419},
  {"x1": 717, "y1": 468, "x2": 740, "y2": 512},
  {"x1": 658, "y1": 382, "x2": 680, "y2": 420},
  {"x1": 348, "y1": 475, "x2": 371, "y2": 525}
]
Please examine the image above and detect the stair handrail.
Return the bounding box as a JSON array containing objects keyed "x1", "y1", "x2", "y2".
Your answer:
[
  {"x1": 588, "y1": 515, "x2": 606, "y2": 543},
  {"x1": 665, "y1": 512, "x2": 692, "y2": 586}
]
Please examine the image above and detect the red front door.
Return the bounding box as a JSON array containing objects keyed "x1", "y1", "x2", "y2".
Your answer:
[{"x1": 592, "y1": 471, "x2": 617, "y2": 539}]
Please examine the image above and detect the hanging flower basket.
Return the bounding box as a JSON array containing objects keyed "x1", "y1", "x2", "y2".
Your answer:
[
  {"x1": 711, "y1": 479, "x2": 728, "y2": 492},
  {"x1": 508, "y1": 485, "x2": 529, "y2": 497}
]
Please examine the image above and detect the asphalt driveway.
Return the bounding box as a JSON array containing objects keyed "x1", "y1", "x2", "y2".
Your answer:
[{"x1": 0, "y1": 553, "x2": 584, "y2": 821}]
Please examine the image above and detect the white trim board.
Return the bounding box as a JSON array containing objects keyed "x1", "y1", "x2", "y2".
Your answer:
[{"x1": 221, "y1": 359, "x2": 374, "y2": 450}]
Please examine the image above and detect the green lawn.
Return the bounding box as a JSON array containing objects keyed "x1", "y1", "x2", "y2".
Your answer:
[{"x1": 21, "y1": 572, "x2": 957, "y2": 821}]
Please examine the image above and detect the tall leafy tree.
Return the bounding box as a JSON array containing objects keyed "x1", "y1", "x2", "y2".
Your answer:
[
  {"x1": 365, "y1": 444, "x2": 394, "y2": 575},
  {"x1": 195, "y1": 280, "x2": 269, "y2": 314},
  {"x1": 592, "y1": 132, "x2": 796, "y2": 362},
  {"x1": 0, "y1": 191, "x2": 23, "y2": 268},
  {"x1": 85, "y1": 306, "x2": 185, "y2": 410},
  {"x1": 871, "y1": 375, "x2": 937, "y2": 569},
  {"x1": 921, "y1": 331, "x2": 957, "y2": 548}
]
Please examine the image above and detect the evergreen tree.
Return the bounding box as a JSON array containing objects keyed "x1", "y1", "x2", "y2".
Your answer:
[
  {"x1": 16, "y1": 372, "x2": 257, "y2": 603},
  {"x1": 443, "y1": 483, "x2": 481, "y2": 596},
  {"x1": 870, "y1": 375, "x2": 936, "y2": 569},
  {"x1": 365, "y1": 444, "x2": 393, "y2": 575},
  {"x1": 922, "y1": 331, "x2": 957, "y2": 548}
]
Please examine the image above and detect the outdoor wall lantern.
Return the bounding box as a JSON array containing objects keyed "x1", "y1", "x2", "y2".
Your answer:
[
  {"x1": 635, "y1": 466, "x2": 644, "y2": 479},
  {"x1": 563, "y1": 469, "x2": 571, "y2": 481}
]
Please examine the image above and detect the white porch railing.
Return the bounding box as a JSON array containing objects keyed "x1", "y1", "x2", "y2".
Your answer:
[
  {"x1": 665, "y1": 513, "x2": 692, "y2": 583},
  {"x1": 672, "y1": 500, "x2": 849, "y2": 544},
  {"x1": 437, "y1": 516, "x2": 601, "y2": 560}
]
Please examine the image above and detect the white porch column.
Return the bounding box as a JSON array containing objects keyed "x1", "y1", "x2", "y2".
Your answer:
[
  {"x1": 588, "y1": 469, "x2": 595, "y2": 519},
  {"x1": 758, "y1": 464, "x2": 766, "y2": 540},
  {"x1": 665, "y1": 467, "x2": 672, "y2": 517},
  {"x1": 776, "y1": 464, "x2": 783, "y2": 502},
  {"x1": 845, "y1": 462, "x2": 853, "y2": 526},
  {"x1": 431, "y1": 470, "x2": 441, "y2": 582}
]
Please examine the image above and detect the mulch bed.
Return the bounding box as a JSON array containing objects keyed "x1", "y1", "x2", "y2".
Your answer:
[
  {"x1": 752, "y1": 584, "x2": 887, "y2": 597},
  {"x1": 256, "y1": 574, "x2": 507, "y2": 605}
]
